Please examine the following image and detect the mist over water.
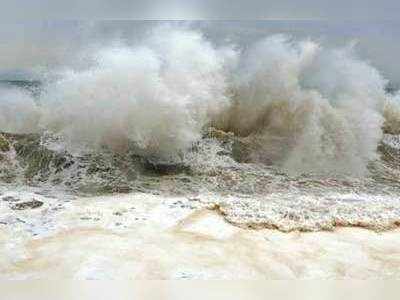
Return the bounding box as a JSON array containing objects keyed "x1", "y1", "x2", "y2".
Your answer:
[
  {"x1": 38, "y1": 26, "x2": 234, "y2": 159},
  {"x1": 218, "y1": 36, "x2": 388, "y2": 175},
  {"x1": 0, "y1": 86, "x2": 41, "y2": 134},
  {"x1": 1, "y1": 24, "x2": 399, "y2": 175},
  {"x1": 384, "y1": 92, "x2": 400, "y2": 135}
]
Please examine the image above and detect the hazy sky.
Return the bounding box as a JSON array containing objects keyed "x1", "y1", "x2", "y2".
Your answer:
[
  {"x1": 0, "y1": 1, "x2": 399, "y2": 84},
  {"x1": 1, "y1": 0, "x2": 399, "y2": 20}
]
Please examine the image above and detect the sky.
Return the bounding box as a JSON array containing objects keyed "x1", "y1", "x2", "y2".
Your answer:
[
  {"x1": 1, "y1": 0, "x2": 399, "y2": 20},
  {"x1": 0, "y1": 1, "x2": 399, "y2": 85}
]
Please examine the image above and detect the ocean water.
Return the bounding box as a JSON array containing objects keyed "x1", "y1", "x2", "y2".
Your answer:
[
  {"x1": 0, "y1": 22, "x2": 400, "y2": 278},
  {"x1": 0, "y1": 189, "x2": 400, "y2": 279}
]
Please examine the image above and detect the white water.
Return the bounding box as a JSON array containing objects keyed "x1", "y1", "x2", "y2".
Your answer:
[
  {"x1": 1, "y1": 22, "x2": 400, "y2": 281},
  {"x1": 0, "y1": 87, "x2": 40, "y2": 134},
  {"x1": 1, "y1": 189, "x2": 399, "y2": 279},
  {"x1": 220, "y1": 36, "x2": 386, "y2": 175},
  {"x1": 38, "y1": 26, "x2": 234, "y2": 159},
  {"x1": 1, "y1": 25, "x2": 399, "y2": 175}
]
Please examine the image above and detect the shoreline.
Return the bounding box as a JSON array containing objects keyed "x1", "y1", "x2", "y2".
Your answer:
[{"x1": 1, "y1": 191, "x2": 399, "y2": 279}]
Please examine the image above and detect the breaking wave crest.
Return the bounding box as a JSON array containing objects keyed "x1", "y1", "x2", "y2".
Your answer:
[
  {"x1": 216, "y1": 35, "x2": 388, "y2": 175},
  {"x1": 39, "y1": 26, "x2": 234, "y2": 160},
  {"x1": 1, "y1": 25, "x2": 400, "y2": 176},
  {"x1": 383, "y1": 92, "x2": 400, "y2": 135}
]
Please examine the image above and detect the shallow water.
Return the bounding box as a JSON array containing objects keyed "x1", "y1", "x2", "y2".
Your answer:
[{"x1": 1, "y1": 188, "x2": 399, "y2": 279}]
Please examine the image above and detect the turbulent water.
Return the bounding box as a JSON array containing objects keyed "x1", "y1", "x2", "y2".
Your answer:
[
  {"x1": 1, "y1": 24, "x2": 400, "y2": 278},
  {"x1": 1, "y1": 26, "x2": 399, "y2": 172}
]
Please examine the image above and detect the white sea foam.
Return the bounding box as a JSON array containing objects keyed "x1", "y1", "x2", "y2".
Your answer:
[
  {"x1": 0, "y1": 189, "x2": 399, "y2": 279},
  {"x1": 217, "y1": 36, "x2": 388, "y2": 175},
  {"x1": 1, "y1": 26, "x2": 400, "y2": 174},
  {"x1": 38, "y1": 26, "x2": 234, "y2": 160}
]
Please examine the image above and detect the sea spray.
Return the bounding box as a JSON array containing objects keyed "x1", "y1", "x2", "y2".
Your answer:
[
  {"x1": 1, "y1": 26, "x2": 400, "y2": 176},
  {"x1": 39, "y1": 26, "x2": 234, "y2": 160},
  {"x1": 216, "y1": 35, "x2": 388, "y2": 175},
  {"x1": 383, "y1": 92, "x2": 400, "y2": 134},
  {"x1": 0, "y1": 86, "x2": 40, "y2": 134}
]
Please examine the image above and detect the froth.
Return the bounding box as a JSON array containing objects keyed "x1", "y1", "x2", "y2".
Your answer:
[
  {"x1": 37, "y1": 26, "x2": 234, "y2": 160},
  {"x1": 1, "y1": 27, "x2": 400, "y2": 175},
  {"x1": 217, "y1": 36, "x2": 387, "y2": 175}
]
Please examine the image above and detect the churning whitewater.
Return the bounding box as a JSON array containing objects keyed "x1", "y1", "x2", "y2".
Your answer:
[
  {"x1": 1, "y1": 25, "x2": 399, "y2": 175},
  {"x1": 0, "y1": 24, "x2": 400, "y2": 279},
  {"x1": 1, "y1": 24, "x2": 400, "y2": 279}
]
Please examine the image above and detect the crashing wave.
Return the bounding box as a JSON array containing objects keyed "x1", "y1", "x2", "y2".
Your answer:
[
  {"x1": 0, "y1": 129, "x2": 398, "y2": 196},
  {"x1": 1, "y1": 26, "x2": 400, "y2": 180}
]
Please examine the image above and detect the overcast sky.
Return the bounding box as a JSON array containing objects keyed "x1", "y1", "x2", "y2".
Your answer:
[
  {"x1": 1, "y1": 0, "x2": 399, "y2": 20},
  {"x1": 0, "y1": 1, "x2": 399, "y2": 85}
]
